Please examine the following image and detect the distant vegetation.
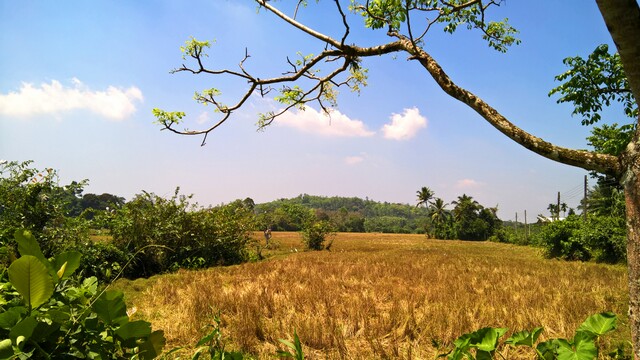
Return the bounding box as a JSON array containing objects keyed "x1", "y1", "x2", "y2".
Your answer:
[{"x1": 1, "y1": 159, "x2": 628, "y2": 283}]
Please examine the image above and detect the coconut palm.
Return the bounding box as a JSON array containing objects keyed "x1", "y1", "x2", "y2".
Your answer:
[{"x1": 416, "y1": 186, "x2": 434, "y2": 208}]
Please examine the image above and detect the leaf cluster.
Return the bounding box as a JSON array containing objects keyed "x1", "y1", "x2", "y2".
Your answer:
[
  {"x1": 0, "y1": 230, "x2": 165, "y2": 359},
  {"x1": 550, "y1": 44, "x2": 637, "y2": 126},
  {"x1": 439, "y1": 312, "x2": 618, "y2": 360},
  {"x1": 109, "y1": 189, "x2": 255, "y2": 277}
]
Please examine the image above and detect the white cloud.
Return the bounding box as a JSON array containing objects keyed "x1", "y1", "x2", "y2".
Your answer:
[
  {"x1": 197, "y1": 111, "x2": 210, "y2": 124},
  {"x1": 0, "y1": 78, "x2": 143, "y2": 121},
  {"x1": 381, "y1": 107, "x2": 427, "y2": 140},
  {"x1": 344, "y1": 155, "x2": 365, "y2": 165},
  {"x1": 456, "y1": 178, "x2": 483, "y2": 189},
  {"x1": 275, "y1": 107, "x2": 375, "y2": 137}
]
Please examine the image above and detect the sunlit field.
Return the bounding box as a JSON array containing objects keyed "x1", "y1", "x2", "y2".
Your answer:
[{"x1": 116, "y1": 232, "x2": 629, "y2": 359}]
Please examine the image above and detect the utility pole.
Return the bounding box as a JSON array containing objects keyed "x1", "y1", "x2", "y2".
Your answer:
[
  {"x1": 584, "y1": 175, "x2": 588, "y2": 221},
  {"x1": 515, "y1": 212, "x2": 518, "y2": 237},
  {"x1": 557, "y1": 191, "x2": 561, "y2": 221},
  {"x1": 524, "y1": 210, "x2": 528, "y2": 242}
]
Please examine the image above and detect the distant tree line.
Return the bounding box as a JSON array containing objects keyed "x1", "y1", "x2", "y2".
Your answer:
[{"x1": 254, "y1": 194, "x2": 431, "y2": 234}]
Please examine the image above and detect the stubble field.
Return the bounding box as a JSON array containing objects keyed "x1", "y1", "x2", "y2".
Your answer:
[{"x1": 116, "y1": 232, "x2": 629, "y2": 359}]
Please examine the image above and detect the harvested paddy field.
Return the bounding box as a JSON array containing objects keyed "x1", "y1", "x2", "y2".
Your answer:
[{"x1": 117, "y1": 232, "x2": 629, "y2": 359}]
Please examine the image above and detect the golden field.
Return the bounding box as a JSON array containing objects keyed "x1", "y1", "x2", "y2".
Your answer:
[{"x1": 115, "y1": 232, "x2": 629, "y2": 359}]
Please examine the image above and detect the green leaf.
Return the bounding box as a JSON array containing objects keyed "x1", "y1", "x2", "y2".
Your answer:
[
  {"x1": 0, "y1": 307, "x2": 26, "y2": 330},
  {"x1": 505, "y1": 327, "x2": 543, "y2": 347},
  {"x1": 8, "y1": 255, "x2": 54, "y2": 309},
  {"x1": 137, "y1": 330, "x2": 166, "y2": 360},
  {"x1": 577, "y1": 312, "x2": 616, "y2": 337},
  {"x1": 92, "y1": 290, "x2": 129, "y2": 326},
  {"x1": 115, "y1": 320, "x2": 152, "y2": 341},
  {"x1": 470, "y1": 327, "x2": 508, "y2": 352},
  {"x1": 556, "y1": 334, "x2": 598, "y2": 360},
  {"x1": 9, "y1": 316, "x2": 37, "y2": 349},
  {"x1": 0, "y1": 338, "x2": 13, "y2": 359},
  {"x1": 536, "y1": 340, "x2": 557, "y2": 360},
  {"x1": 14, "y1": 230, "x2": 47, "y2": 265},
  {"x1": 53, "y1": 251, "x2": 82, "y2": 279}
]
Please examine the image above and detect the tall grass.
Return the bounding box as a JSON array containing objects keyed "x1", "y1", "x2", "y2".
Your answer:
[{"x1": 117, "y1": 232, "x2": 628, "y2": 359}]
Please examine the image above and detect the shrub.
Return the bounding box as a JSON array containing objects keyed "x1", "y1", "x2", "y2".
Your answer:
[
  {"x1": 72, "y1": 240, "x2": 132, "y2": 282},
  {"x1": 301, "y1": 219, "x2": 336, "y2": 250},
  {"x1": 536, "y1": 216, "x2": 590, "y2": 261},
  {"x1": 110, "y1": 189, "x2": 254, "y2": 278},
  {"x1": 577, "y1": 216, "x2": 627, "y2": 263},
  {"x1": 0, "y1": 160, "x2": 90, "y2": 258}
]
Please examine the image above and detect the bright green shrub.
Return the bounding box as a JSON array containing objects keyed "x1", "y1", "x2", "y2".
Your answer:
[
  {"x1": 536, "y1": 215, "x2": 627, "y2": 263},
  {"x1": 110, "y1": 189, "x2": 254, "y2": 278},
  {"x1": 577, "y1": 216, "x2": 626, "y2": 263},
  {"x1": 0, "y1": 229, "x2": 165, "y2": 359},
  {"x1": 536, "y1": 216, "x2": 591, "y2": 261},
  {"x1": 0, "y1": 161, "x2": 90, "y2": 258},
  {"x1": 301, "y1": 219, "x2": 336, "y2": 250}
]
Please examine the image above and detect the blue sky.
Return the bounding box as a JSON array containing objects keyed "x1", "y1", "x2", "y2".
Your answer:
[{"x1": 0, "y1": 1, "x2": 622, "y2": 221}]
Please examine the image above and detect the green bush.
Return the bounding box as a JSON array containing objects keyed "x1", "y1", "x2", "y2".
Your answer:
[
  {"x1": 301, "y1": 219, "x2": 336, "y2": 250},
  {"x1": 536, "y1": 215, "x2": 627, "y2": 263},
  {"x1": 110, "y1": 189, "x2": 254, "y2": 278},
  {"x1": 577, "y1": 216, "x2": 626, "y2": 263},
  {"x1": 72, "y1": 240, "x2": 131, "y2": 282},
  {"x1": 0, "y1": 161, "x2": 90, "y2": 258},
  {"x1": 536, "y1": 216, "x2": 591, "y2": 261},
  {"x1": 0, "y1": 229, "x2": 165, "y2": 358}
]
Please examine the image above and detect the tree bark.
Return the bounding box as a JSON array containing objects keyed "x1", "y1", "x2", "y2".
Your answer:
[
  {"x1": 624, "y1": 135, "x2": 640, "y2": 359},
  {"x1": 596, "y1": 1, "x2": 640, "y2": 358}
]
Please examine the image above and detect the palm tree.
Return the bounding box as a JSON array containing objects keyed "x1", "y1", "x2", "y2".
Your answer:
[
  {"x1": 416, "y1": 186, "x2": 434, "y2": 208},
  {"x1": 430, "y1": 198, "x2": 450, "y2": 225},
  {"x1": 429, "y1": 198, "x2": 451, "y2": 239},
  {"x1": 452, "y1": 194, "x2": 480, "y2": 221}
]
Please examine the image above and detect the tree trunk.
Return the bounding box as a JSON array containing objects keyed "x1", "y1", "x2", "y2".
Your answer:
[
  {"x1": 623, "y1": 133, "x2": 640, "y2": 359},
  {"x1": 596, "y1": 1, "x2": 640, "y2": 358}
]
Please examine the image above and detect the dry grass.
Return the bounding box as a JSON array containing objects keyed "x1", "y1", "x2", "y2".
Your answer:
[{"x1": 116, "y1": 232, "x2": 629, "y2": 359}]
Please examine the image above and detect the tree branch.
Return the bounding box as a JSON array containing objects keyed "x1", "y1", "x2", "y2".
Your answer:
[{"x1": 397, "y1": 35, "x2": 621, "y2": 176}]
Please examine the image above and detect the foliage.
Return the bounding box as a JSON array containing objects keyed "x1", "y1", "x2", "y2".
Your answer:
[
  {"x1": 0, "y1": 229, "x2": 165, "y2": 359},
  {"x1": 549, "y1": 44, "x2": 636, "y2": 127},
  {"x1": 110, "y1": 189, "x2": 254, "y2": 278},
  {"x1": 536, "y1": 216, "x2": 591, "y2": 261},
  {"x1": 536, "y1": 215, "x2": 627, "y2": 263},
  {"x1": 301, "y1": 219, "x2": 336, "y2": 251},
  {"x1": 255, "y1": 194, "x2": 427, "y2": 234},
  {"x1": 276, "y1": 331, "x2": 304, "y2": 360},
  {"x1": 576, "y1": 216, "x2": 627, "y2": 264},
  {"x1": 0, "y1": 160, "x2": 90, "y2": 259},
  {"x1": 72, "y1": 240, "x2": 131, "y2": 283},
  {"x1": 416, "y1": 186, "x2": 434, "y2": 208},
  {"x1": 439, "y1": 312, "x2": 618, "y2": 360}
]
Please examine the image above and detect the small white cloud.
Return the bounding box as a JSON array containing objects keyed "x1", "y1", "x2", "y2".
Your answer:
[
  {"x1": 456, "y1": 178, "x2": 483, "y2": 189},
  {"x1": 276, "y1": 107, "x2": 375, "y2": 137},
  {"x1": 344, "y1": 155, "x2": 365, "y2": 165},
  {"x1": 197, "y1": 111, "x2": 210, "y2": 124},
  {"x1": 0, "y1": 79, "x2": 143, "y2": 121},
  {"x1": 381, "y1": 107, "x2": 427, "y2": 140}
]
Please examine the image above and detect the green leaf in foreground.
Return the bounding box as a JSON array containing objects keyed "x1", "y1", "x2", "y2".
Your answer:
[
  {"x1": 92, "y1": 290, "x2": 129, "y2": 326},
  {"x1": 505, "y1": 327, "x2": 543, "y2": 347},
  {"x1": 577, "y1": 312, "x2": 617, "y2": 337},
  {"x1": 8, "y1": 255, "x2": 54, "y2": 310}
]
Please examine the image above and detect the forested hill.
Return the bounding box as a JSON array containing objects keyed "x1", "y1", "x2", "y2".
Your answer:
[{"x1": 254, "y1": 194, "x2": 431, "y2": 234}]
